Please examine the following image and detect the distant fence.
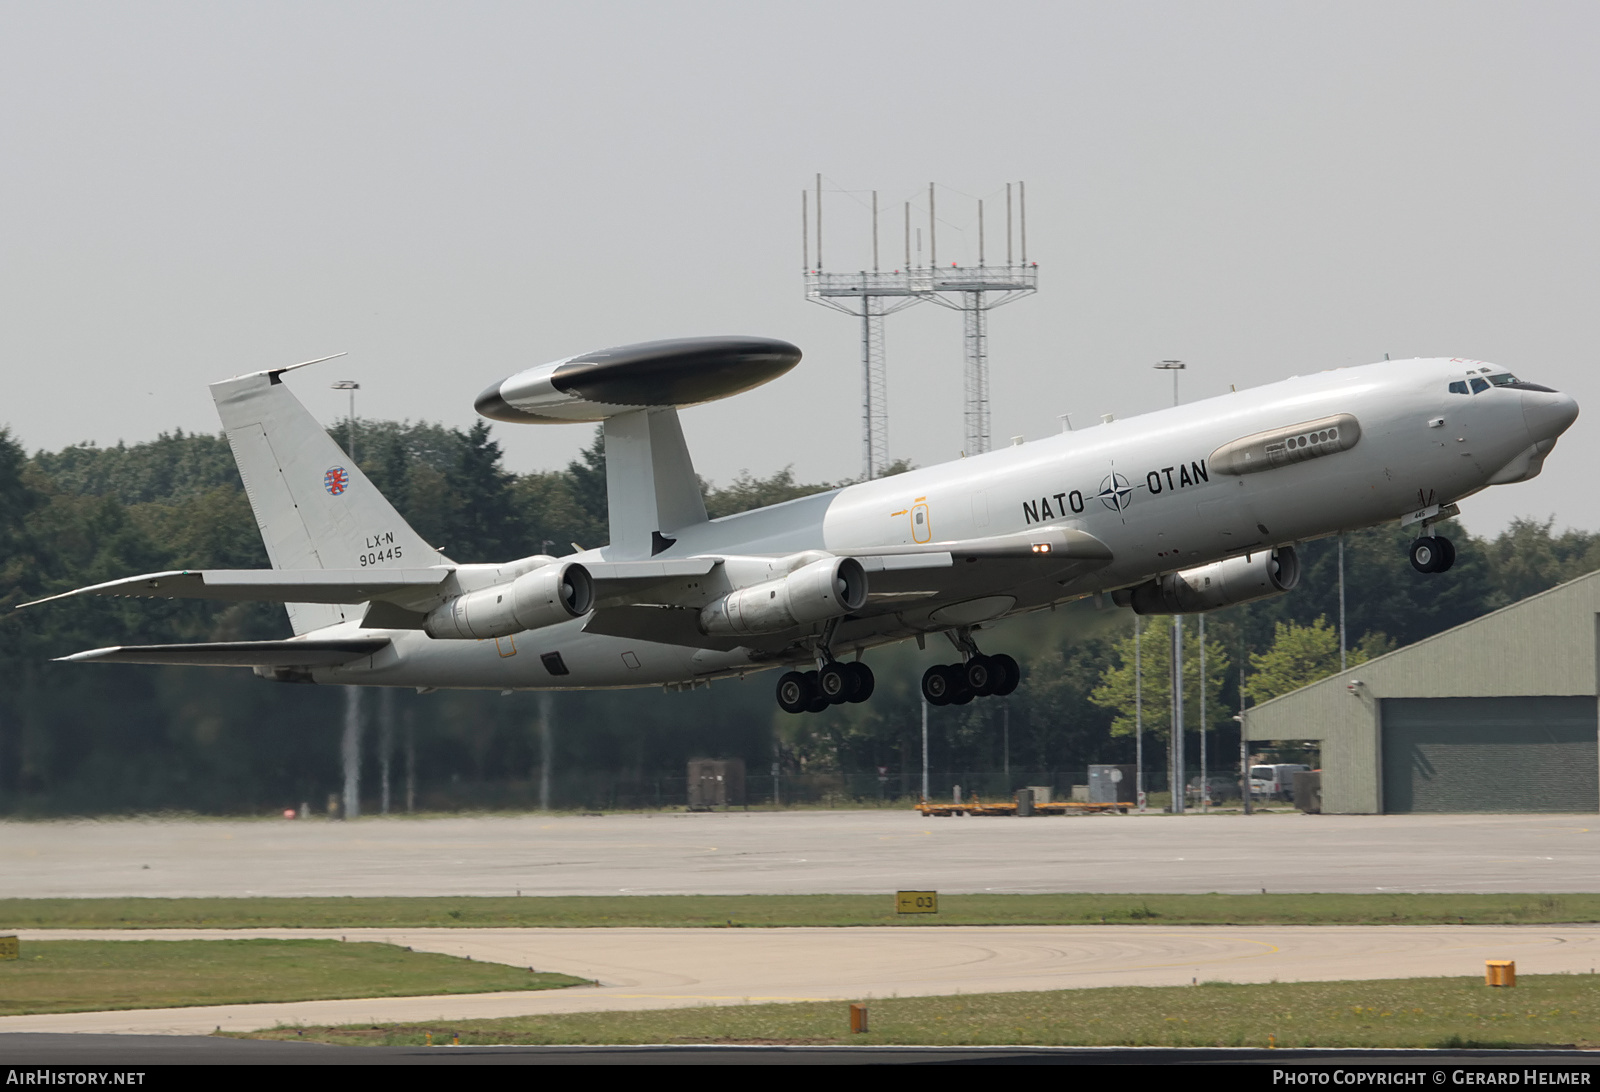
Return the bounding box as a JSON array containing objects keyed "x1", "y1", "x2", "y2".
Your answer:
[{"x1": 401, "y1": 767, "x2": 1249, "y2": 813}]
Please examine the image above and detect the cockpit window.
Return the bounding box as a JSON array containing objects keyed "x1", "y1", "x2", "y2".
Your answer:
[
  {"x1": 1450, "y1": 371, "x2": 1556, "y2": 395},
  {"x1": 1487, "y1": 373, "x2": 1558, "y2": 393}
]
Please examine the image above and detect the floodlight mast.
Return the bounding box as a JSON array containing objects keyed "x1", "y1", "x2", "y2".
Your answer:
[{"x1": 803, "y1": 179, "x2": 1040, "y2": 474}]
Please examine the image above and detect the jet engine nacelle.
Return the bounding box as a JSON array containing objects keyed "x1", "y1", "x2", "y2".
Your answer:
[
  {"x1": 1115, "y1": 547, "x2": 1301, "y2": 615},
  {"x1": 700, "y1": 556, "x2": 868, "y2": 636},
  {"x1": 424, "y1": 562, "x2": 595, "y2": 640}
]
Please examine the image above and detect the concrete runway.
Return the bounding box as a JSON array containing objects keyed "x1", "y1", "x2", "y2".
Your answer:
[
  {"x1": 3, "y1": 810, "x2": 1597, "y2": 897},
  {"x1": 4, "y1": 923, "x2": 1599, "y2": 1035}
]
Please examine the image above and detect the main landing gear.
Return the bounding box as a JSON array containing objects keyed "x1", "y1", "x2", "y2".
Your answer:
[
  {"x1": 773, "y1": 625, "x2": 1016, "y2": 715},
  {"x1": 776, "y1": 619, "x2": 876, "y2": 715},
  {"x1": 920, "y1": 629, "x2": 1020, "y2": 707},
  {"x1": 1409, "y1": 534, "x2": 1456, "y2": 573},
  {"x1": 775, "y1": 660, "x2": 875, "y2": 715}
]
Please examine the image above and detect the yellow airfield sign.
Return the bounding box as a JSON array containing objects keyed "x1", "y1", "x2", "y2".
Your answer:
[{"x1": 896, "y1": 890, "x2": 938, "y2": 914}]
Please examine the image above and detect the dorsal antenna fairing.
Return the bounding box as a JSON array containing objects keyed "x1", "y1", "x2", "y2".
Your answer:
[{"x1": 476, "y1": 336, "x2": 801, "y2": 561}]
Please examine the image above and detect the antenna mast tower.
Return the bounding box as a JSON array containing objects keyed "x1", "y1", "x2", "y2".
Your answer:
[
  {"x1": 803, "y1": 175, "x2": 925, "y2": 480},
  {"x1": 804, "y1": 179, "x2": 1038, "y2": 472},
  {"x1": 925, "y1": 182, "x2": 1038, "y2": 456}
]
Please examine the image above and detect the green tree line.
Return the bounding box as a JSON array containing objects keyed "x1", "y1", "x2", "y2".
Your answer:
[{"x1": 1, "y1": 418, "x2": 1596, "y2": 814}]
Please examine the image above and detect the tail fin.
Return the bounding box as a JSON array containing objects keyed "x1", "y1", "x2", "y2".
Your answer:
[{"x1": 211, "y1": 368, "x2": 447, "y2": 634}]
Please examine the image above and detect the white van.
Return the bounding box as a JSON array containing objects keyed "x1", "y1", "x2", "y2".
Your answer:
[{"x1": 1249, "y1": 764, "x2": 1311, "y2": 800}]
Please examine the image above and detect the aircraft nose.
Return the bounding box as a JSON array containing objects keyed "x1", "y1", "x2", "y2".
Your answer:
[{"x1": 1523, "y1": 389, "x2": 1580, "y2": 442}]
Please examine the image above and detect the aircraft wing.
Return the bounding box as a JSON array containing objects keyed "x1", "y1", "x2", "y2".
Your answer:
[
  {"x1": 577, "y1": 558, "x2": 732, "y2": 645},
  {"x1": 16, "y1": 569, "x2": 453, "y2": 609},
  {"x1": 580, "y1": 605, "x2": 745, "y2": 651},
  {"x1": 56, "y1": 637, "x2": 390, "y2": 667},
  {"x1": 582, "y1": 558, "x2": 721, "y2": 609},
  {"x1": 839, "y1": 525, "x2": 1111, "y2": 564},
  {"x1": 582, "y1": 527, "x2": 1113, "y2": 649},
  {"x1": 843, "y1": 526, "x2": 1113, "y2": 606}
]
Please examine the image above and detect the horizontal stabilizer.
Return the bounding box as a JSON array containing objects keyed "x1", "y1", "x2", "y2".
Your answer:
[
  {"x1": 57, "y1": 638, "x2": 390, "y2": 668},
  {"x1": 18, "y1": 568, "x2": 453, "y2": 609}
]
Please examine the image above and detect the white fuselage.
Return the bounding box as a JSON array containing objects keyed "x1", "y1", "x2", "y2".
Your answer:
[{"x1": 321, "y1": 357, "x2": 1572, "y2": 691}]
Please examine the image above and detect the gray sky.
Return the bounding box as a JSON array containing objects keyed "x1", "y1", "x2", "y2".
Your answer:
[{"x1": 2, "y1": 2, "x2": 1595, "y2": 537}]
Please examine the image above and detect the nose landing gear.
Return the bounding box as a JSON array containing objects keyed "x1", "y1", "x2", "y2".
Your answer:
[{"x1": 1409, "y1": 535, "x2": 1455, "y2": 573}]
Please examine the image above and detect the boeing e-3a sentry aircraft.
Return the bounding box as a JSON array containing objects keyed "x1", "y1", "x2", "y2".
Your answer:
[{"x1": 24, "y1": 337, "x2": 1579, "y2": 714}]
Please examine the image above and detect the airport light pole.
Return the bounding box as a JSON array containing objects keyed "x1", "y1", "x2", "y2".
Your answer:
[
  {"x1": 341, "y1": 685, "x2": 361, "y2": 820},
  {"x1": 1199, "y1": 614, "x2": 1207, "y2": 811},
  {"x1": 1002, "y1": 698, "x2": 1010, "y2": 784},
  {"x1": 1155, "y1": 360, "x2": 1184, "y2": 408},
  {"x1": 331, "y1": 380, "x2": 362, "y2": 819},
  {"x1": 379, "y1": 687, "x2": 393, "y2": 815},
  {"x1": 332, "y1": 380, "x2": 360, "y2": 462},
  {"x1": 1338, "y1": 536, "x2": 1348, "y2": 672},
  {"x1": 404, "y1": 705, "x2": 416, "y2": 813},
  {"x1": 1134, "y1": 615, "x2": 1144, "y2": 811},
  {"x1": 1171, "y1": 618, "x2": 1184, "y2": 814},
  {"x1": 1155, "y1": 361, "x2": 1186, "y2": 813},
  {"x1": 1239, "y1": 657, "x2": 1253, "y2": 816},
  {"x1": 921, "y1": 699, "x2": 930, "y2": 802},
  {"x1": 538, "y1": 692, "x2": 552, "y2": 811}
]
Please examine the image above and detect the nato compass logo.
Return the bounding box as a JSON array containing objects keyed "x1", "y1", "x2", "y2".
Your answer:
[
  {"x1": 324, "y1": 466, "x2": 350, "y2": 496},
  {"x1": 1096, "y1": 472, "x2": 1132, "y2": 513}
]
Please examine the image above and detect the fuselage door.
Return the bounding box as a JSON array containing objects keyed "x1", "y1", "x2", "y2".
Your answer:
[{"x1": 911, "y1": 501, "x2": 932, "y2": 544}]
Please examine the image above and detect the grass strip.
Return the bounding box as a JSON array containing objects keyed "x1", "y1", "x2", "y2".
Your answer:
[
  {"x1": 2, "y1": 893, "x2": 1599, "y2": 930},
  {"x1": 0, "y1": 939, "x2": 586, "y2": 1016},
  {"x1": 237, "y1": 974, "x2": 1600, "y2": 1050}
]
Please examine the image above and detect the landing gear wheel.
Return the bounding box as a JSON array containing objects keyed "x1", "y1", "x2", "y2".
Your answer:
[
  {"x1": 949, "y1": 681, "x2": 975, "y2": 706},
  {"x1": 802, "y1": 670, "x2": 831, "y2": 713},
  {"x1": 775, "y1": 671, "x2": 812, "y2": 715},
  {"x1": 1410, "y1": 536, "x2": 1451, "y2": 574},
  {"x1": 845, "y1": 662, "x2": 875, "y2": 703},
  {"x1": 962, "y1": 655, "x2": 996, "y2": 696},
  {"x1": 1436, "y1": 536, "x2": 1456, "y2": 572},
  {"x1": 989, "y1": 653, "x2": 1021, "y2": 696},
  {"x1": 921, "y1": 664, "x2": 954, "y2": 706},
  {"x1": 817, "y1": 661, "x2": 855, "y2": 705}
]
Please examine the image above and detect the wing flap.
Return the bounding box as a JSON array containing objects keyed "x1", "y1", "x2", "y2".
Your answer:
[{"x1": 57, "y1": 638, "x2": 391, "y2": 668}]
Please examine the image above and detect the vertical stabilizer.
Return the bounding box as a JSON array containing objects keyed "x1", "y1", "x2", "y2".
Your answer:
[
  {"x1": 211, "y1": 370, "x2": 448, "y2": 634},
  {"x1": 602, "y1": 408, "x2": 708, "y2": 559}
]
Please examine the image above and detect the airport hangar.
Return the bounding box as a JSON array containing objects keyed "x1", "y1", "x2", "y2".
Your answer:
[{"x1": 1242, "y1": 569, "x2": 1600, "y2": 815}]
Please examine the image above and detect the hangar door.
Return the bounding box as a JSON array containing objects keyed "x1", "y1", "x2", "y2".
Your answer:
[{"x1": 1381, "y1": 697, "x2": 1597, "y2": 813}]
